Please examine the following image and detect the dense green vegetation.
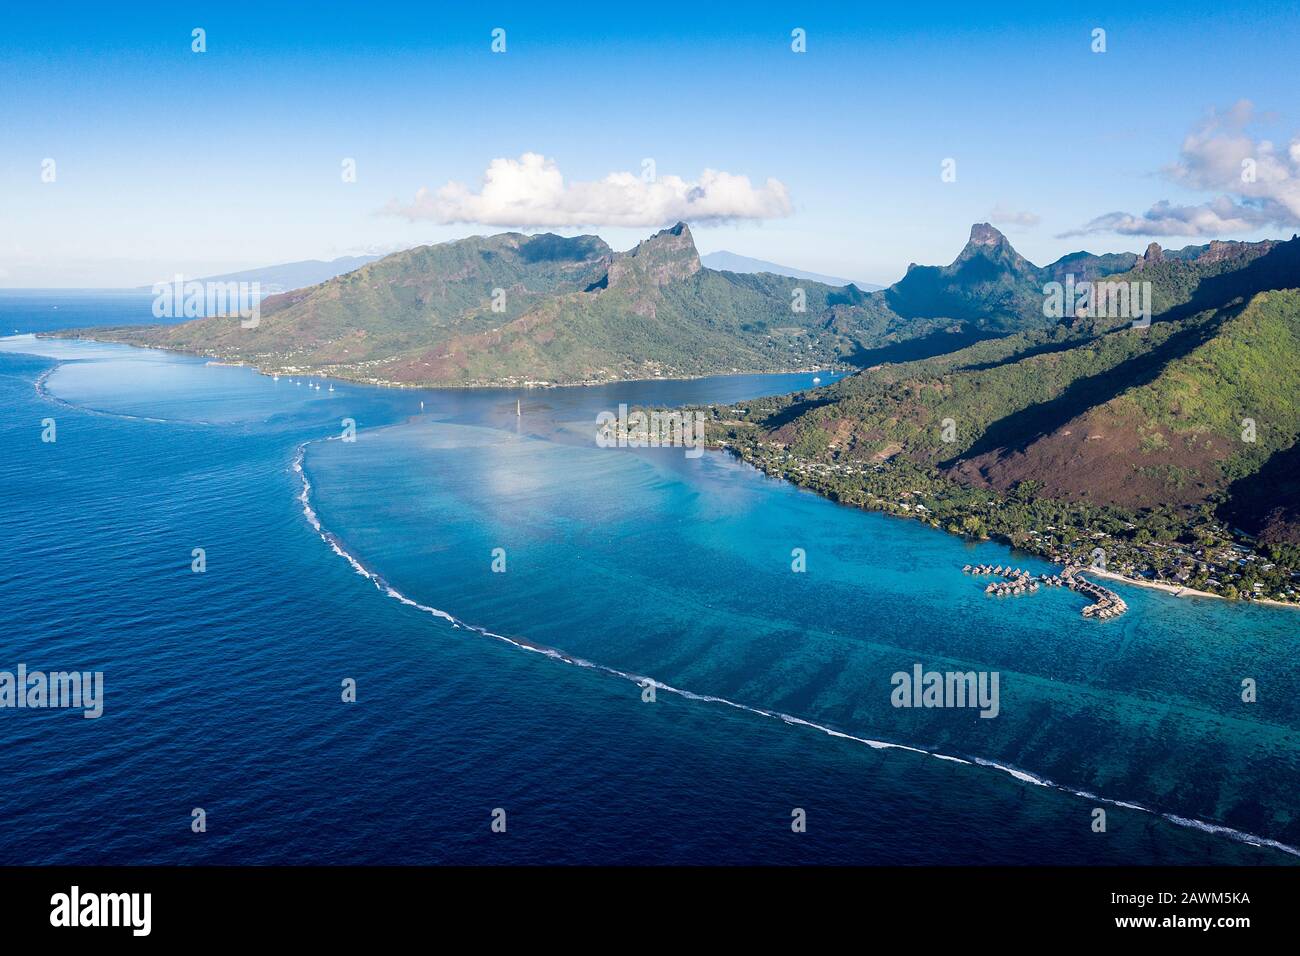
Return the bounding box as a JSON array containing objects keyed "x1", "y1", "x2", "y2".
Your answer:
[
  {"x1": 64, "y1": 221, "x2": 1136, "y2": 387},
  {"x1": 710, "y1": 415, "x2": 1300, "y2": 603},
  {"x1": 700, "y1": 237, "x2": 1300, "y2": 603},
  {"x1": 63, "y1": 218, "x2": 1300, "y2": 599}
]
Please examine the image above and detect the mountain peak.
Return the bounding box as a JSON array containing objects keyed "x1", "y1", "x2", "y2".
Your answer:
[
  {"x1": 953, "y1": 222, "x2": 1033, "y2": 274},
  {"x1": 884, "y1": 221, "x2": 1041, "y2": 324},
  {"x1": 956, "y1": 222, "x2": 1029, "y2": 269},
  {"x1": 639, "y1": 221, "x2": 697, "y2": 255},
  {"x1": 968, "y1": 222, "x2": 1008, "y2": 247},
  {"x1": 607, "y1": 222, "x2": 701, "y2": 290}
]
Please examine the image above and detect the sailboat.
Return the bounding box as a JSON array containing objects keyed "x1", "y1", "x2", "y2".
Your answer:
[{"x1": 516, "y1": 398, "x2": 521, "y2": 417}]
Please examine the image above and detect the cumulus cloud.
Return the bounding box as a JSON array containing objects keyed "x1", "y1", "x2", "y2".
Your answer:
[
  {"x1": 383, "y1": 153, "x2": 793, "y2": 228},
  {"x1": 1060, "y1": 197, "x2": 1274, "y2": 238},
  {"x1": 1061, "y1": 101, "x2": 1300, "y2": 238},
  {"x1": 987, "y1": 204, "x2": 1040, "y2": 228}
]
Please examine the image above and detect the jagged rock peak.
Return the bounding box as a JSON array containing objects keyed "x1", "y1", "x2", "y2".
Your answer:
[
  {"x1": 957, "y1": 222, "x2": 1028, "y2": 266},
  {"x1": 967, "y1": 222, "x2": 1008, "y2": 247},
  {"x1": 1143, "y1": 241, "x2": 1164, "y2": 263},
  {"x1": 1200, "y1": 239, "x2": 1248, "y2": 262},
  {"x1": 608, "y1": 221, "x2": 701, "y2": 288},
  {"x1": 657, "y1": 221, "x2": 692, "y2": 240},
  {"x1": 641, "y1": 222, "x2": 698, "y2": 259},
  {"x1": 953, "y1": 221, "x2": 1034, "y2": 273}
]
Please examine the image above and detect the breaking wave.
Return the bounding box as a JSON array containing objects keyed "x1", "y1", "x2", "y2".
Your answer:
[{"x1": 292, "y1": 436, "x2": 1300, "y2": 860}]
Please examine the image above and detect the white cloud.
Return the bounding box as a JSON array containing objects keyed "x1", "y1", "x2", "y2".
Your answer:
[
  {"x1": 1061, "y1": 197, "x2": 1273, "y2": 238},
  {"x1": 987, "y1": 204, "x2": 1040, "y2": 228},
  {"x1": 1062, "y1": 101, "x2": 1300, "y2": 238},
  {"x1": 383, "y1": 153, "x2": 793, "y2": 228}
]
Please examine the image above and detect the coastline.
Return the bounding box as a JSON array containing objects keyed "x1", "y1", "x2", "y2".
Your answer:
[
  {"x1": 36, "y1": 331, "x2": 846, "y2": 391},
  {"x1": 716, "y1": 443, "x2": 1300, "y2": 613},
  {"x1": 10, "y1": 338, "x2": 1299, "y2": 862},
  {"x1": 25, "y1": 331, "x2": 1300, "y2": 613},
  {"x1": 1091, "y1": 567, "x2": 1300, "y2": 610},
  {"x1": 1089, "y1": 568, "x2": 1223, "y2": 601},
  {"x1": 290, "y1": 425, "x2": 1300, "y2": 862}
]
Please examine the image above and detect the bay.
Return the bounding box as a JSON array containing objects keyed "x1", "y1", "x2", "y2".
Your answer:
[{"x1": 0, "y1": 316, "x2": 1295, "y2": 864}]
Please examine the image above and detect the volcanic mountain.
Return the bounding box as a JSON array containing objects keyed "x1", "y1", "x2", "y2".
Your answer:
[
  {"x1": 724, "y1": 234, "x2": 1300, "y2": 545},
  {"x1": 64, "y1": 223, "x2": 1129, "y2": 387}
]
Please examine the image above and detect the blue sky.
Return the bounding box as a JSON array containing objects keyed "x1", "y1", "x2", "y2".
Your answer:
[{"x1": 3, "y1": 1, "x2": 1298, "y2": 286}]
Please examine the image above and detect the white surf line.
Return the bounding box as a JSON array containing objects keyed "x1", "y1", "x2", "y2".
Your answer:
[{"x1": 292, "y1": 435, "x2": 1300, "y2": 860}]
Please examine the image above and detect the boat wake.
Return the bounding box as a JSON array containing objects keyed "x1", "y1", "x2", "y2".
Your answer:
[{"x1": 292, "y1": 437, "x2": 1300, "y2": 861}]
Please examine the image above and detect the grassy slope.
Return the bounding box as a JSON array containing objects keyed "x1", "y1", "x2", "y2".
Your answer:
[
  {"x1": 62, "y1": 223, "x2": 1141, "y2": 387},
  {"x1": 87, "y1": 233, "x2": 612, "y2": 370},
  {"x1": 726, "y1": 238, "x2": 1300, "y2": 540},
  {"x1": 360, "y1": 266, "x2": 880, "y2": 385},
  {"x1": 955, "y1": 291, "x2": 1300, "y2": 508}
]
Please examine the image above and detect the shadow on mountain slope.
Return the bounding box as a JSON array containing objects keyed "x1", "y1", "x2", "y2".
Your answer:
[
  {"x1": 944, "y1": 310, "x2": 1235, "y2": 466},
  {"x1": 849, "y1": 324, "x2": 1004, "y2": 368},
  {"x1": 1220, "y1": 442, "x2": 1300, "y2": 545},
  {"x1": 938, "y1": 240, "x2": 1300, "y2": 467},
  {"x1": 758, "y1": 396, "x2": 836, "y2": 431},
  {"x1": 1159, "y1": 238, "x2": 1300, "y2": 322},
  {"x1": 957, "y1": 334, "x2": 1100, "y2": 373}
]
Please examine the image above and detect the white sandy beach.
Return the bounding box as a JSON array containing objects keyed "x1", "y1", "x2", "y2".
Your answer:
[{"x1": 1090, "y1": 567, "x2": 1298, "y2": 610}]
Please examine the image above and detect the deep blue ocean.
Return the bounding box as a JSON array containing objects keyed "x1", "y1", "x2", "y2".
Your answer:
[{"x1": 1, "y1": 292, "x2": 1297, "y2": 865}]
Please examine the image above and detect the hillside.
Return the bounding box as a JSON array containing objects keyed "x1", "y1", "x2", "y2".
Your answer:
[
  {"x1": 706, "y1": 236, "x2": 1300, "y2": 601},
  {"x1": 59, "y1": 222, "x2": 1131, "y2": 387},
  {"x1": 97, "y1": 232, "x2": 615, "y2": 381},
  {"x1": 54, "y1": 217, "x2": 1300, "y2": 594}
]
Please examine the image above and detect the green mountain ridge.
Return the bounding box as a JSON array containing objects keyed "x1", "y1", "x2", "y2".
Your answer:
[
  {"x1": 707, "y1": 235, "x2": 1300, "y2": 593},
  {"x1": 53, "y1": 218, "x2": 1300, "y2": 596},
  {"x1": 59, "y1": 221, "x2": 1139, "y2": 387}
]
